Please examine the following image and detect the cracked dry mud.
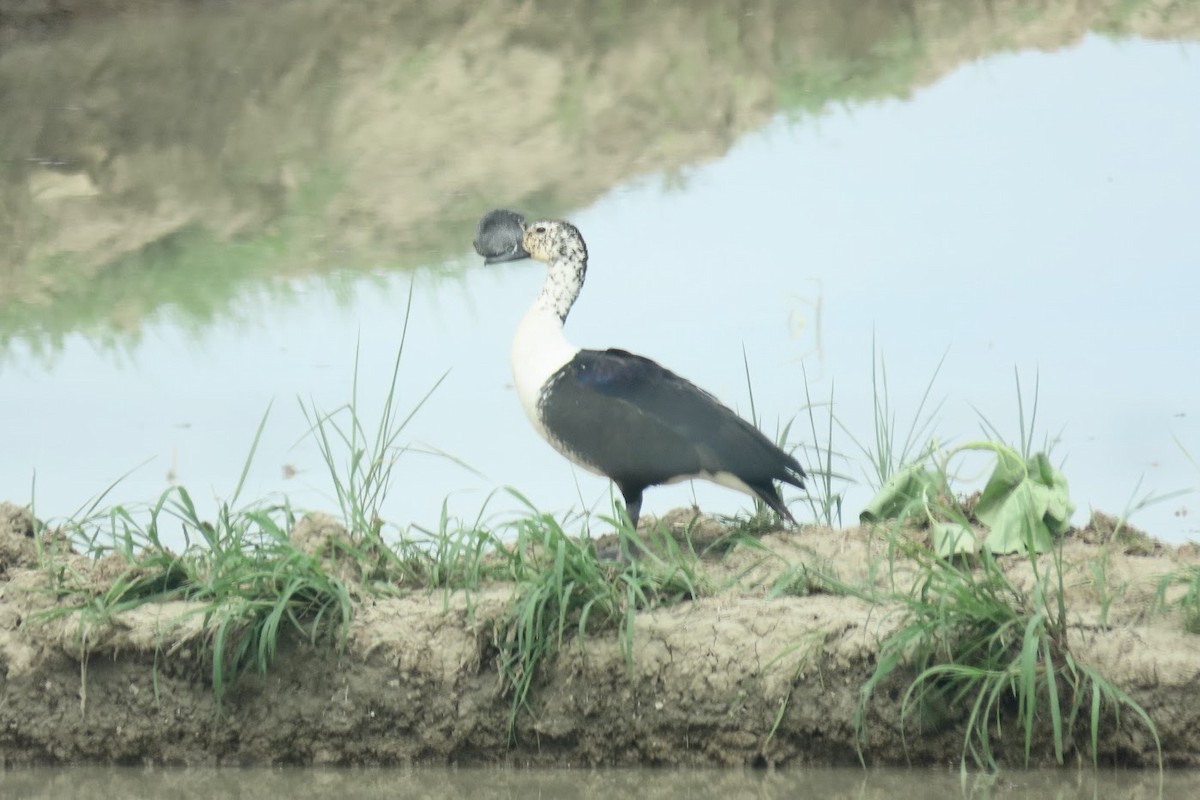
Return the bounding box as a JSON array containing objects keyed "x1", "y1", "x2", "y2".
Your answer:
[{"x1": 1, "y1": 502, "x2": 1198, "y2": 767}]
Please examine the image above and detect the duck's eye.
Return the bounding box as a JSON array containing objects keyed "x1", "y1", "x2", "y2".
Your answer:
[{"x1": 535, "y1": 225, "x2": 547, "y2": 234}]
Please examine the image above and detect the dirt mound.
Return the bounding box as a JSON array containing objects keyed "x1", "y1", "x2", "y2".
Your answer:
[{"x1": 1, "y1": 501, "x2": 1197, "y2": 767}]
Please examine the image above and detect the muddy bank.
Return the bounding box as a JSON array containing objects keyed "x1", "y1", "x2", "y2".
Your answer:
[{"x1": 1, "y1": 501, "x2": 1198, "y2": 768}]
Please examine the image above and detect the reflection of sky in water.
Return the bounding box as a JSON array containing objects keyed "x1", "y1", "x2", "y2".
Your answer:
[{"x1": 5, "y1": 34, "x2": 1199, "y2": 545}]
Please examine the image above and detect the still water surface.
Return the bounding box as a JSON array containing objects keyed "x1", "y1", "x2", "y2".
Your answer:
[
  {"x1": 1, "y1": 766, "x2": 1195, "y2": 799},
  {"x1": 1, "y1": 2, "x2": 1197, "y2": 547}
]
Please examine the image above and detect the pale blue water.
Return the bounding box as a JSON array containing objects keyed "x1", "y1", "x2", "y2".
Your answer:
[{"x1": 2, "y1": 26, "x2": 1197, "y2": 546}]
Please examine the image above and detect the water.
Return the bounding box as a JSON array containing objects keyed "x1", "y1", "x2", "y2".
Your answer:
[
  {"x1": 1, "y1": 1, "x2": 1198, "y2": 548},
  {"x1": 0, "y1": 766, "x2": 1194, "y2": 799}
]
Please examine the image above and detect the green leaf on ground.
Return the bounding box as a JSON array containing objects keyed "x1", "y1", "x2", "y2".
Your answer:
[
  {"x1": 859, "y1": 464, "x2": 942, "y2": 524},
  {"x1": 859, "y1": 445, "x2": 1074, "y2": 556},
  {"x1": 930, "y1": 521, "x2": 979, "y2": 556},
  {"x1": 975, "y1": 451, "x2": 1073, "y2": 554}
]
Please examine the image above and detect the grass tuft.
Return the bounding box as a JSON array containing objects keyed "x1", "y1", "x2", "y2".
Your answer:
[
  {"x1": 1156, "y1": 564, "x2": 1200, "y2": 634},
  {"x1": 852, "y1": 529, "x2": 1161, "y2": 771},
  {"x1": 41, "y1": 485, "x2": 357, "y2": 706},
  {"x1": 493, "y1": 492, "x2": 705, "y2": 737}
]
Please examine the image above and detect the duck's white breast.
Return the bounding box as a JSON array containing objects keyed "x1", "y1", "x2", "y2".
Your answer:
[{"x1": 510, "y1": 305, "x2": 581, "y2": 444}]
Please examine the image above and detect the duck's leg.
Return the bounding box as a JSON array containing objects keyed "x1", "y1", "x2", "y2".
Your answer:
[{"x1": 617, "y1": 483, "x2": 643, "y2": 531}]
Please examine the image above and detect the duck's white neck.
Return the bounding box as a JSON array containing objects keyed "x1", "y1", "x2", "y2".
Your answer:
[
  {"x1": 510, "y1": 251, "x2": 588, "y2": 433},
  {"x1": 534, "y1": 250, "x2": 587, "y2": 323}
]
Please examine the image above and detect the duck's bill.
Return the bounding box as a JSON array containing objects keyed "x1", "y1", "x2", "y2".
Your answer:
[
  {"x1": 482, "y1": 247, "x2": 530, "y2": 264},
  {"x1": 474, "y1": 208, "x2": 530, "y2": 264}
]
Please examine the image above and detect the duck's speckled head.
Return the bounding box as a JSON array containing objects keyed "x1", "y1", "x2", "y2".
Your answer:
[
  {"x1": 477, "y1": 212, "x2": 588, "y2": 322},
  {"x1": 522, "y1": 219, "x2": 588, "y2": 265},
  {"x1": 474, "y1": 209, "x2": 529, "y2": 264}
]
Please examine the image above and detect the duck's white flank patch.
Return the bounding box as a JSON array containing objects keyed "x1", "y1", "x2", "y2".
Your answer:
[{"x1": 665, "y1": 470, "x2": 756, "y2": 499}]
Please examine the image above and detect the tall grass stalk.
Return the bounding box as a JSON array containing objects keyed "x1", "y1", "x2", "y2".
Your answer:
[
  {"x1": 840, "y1": 341, "x2": 945, "y2": 490},
  {"x1": 300, "y1": 285, "x2": 446, "y2": 540},
  {"x1": 974, "y1": 368, "x2": 1058, "y2": 461},
  {"x1": 800, "y1": 362, "x2": 844, "y2": 527},
  {"x1": 741, "y1": 347, "x2": 793, "y2": 523}
]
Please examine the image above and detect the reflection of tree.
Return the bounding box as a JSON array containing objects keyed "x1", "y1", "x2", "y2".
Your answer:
[{"x1": 0, "y1": 0, "x2": 1196, "y2": 359}]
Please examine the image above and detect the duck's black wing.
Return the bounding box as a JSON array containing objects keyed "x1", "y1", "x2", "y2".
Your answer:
[{"x1": 539, "y1": 348, "x2": 805, "y2": 518}]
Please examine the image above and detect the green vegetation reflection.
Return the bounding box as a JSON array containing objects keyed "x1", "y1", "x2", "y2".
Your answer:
[{"x1": 3, "y1": 0, "x2": 1198, "y2": 357}]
